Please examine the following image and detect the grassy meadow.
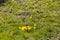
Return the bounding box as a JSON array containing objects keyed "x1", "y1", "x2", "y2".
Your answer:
[{"x1": 0, "y1": 0, "x2": 60, "y2": 40}]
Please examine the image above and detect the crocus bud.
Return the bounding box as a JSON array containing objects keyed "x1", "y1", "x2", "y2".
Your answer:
[{"x1": 26, "y1": 24, "x2": 28, "y2": 26}]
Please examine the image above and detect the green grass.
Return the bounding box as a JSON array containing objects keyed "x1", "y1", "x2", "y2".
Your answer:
[{"x1": 0, "y1": 0, "x2": 60, "y2": 40}]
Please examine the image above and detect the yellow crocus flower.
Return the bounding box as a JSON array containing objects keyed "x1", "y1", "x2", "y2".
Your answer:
[
  {"x1": 33, "y1": 27, "x2": 36, "y2": 29},
  {"x1": 34, "y1": 24, "x2": 37, "y2": 27},
  {"x1": 26, "y1": 26, "x2": 31, "y2": 30},
  {"x1": 28, "y1": 27, "x2": 31, "y2": 30},
  {"x1": 30, "y1": 15, "x2": 32, "y2": 18}
]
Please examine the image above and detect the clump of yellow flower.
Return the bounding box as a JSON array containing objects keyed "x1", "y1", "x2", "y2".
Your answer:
[
  {"x1": 19, "y1": 26, "x2": 32, "y2": 31},
  {"x1": 19, "y1": 23, "x2": 37, "y2": 31}
]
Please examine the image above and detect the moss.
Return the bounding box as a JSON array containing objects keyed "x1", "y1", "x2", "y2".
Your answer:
[{"x1": 0, "y1": 0, "x2": 60, "y2": 40}]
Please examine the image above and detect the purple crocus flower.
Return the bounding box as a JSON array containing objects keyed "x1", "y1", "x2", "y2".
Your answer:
[{"x1": 26, "y1": 24, "x2": 29, "y2": 27}]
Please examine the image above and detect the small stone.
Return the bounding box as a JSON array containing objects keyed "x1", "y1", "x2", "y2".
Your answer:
[
  {"x1": 47, "y1": 38, "x2": 50, "y2": 40},
  {"x1": 47, "y1": 29, "x2": 52, "y2": 32},
  {"x1": 22, "y1": 18, "x2": 26, "y2": 22},
  {"x1": 0, "y1": 0, "x2": 6, "y2": 4},
  {"x1": 12, "y1": 0, "x2": 14, "y2": 1},
  {"x1": 17, "y1": 11, "x2": 30, "y2": 16}
]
